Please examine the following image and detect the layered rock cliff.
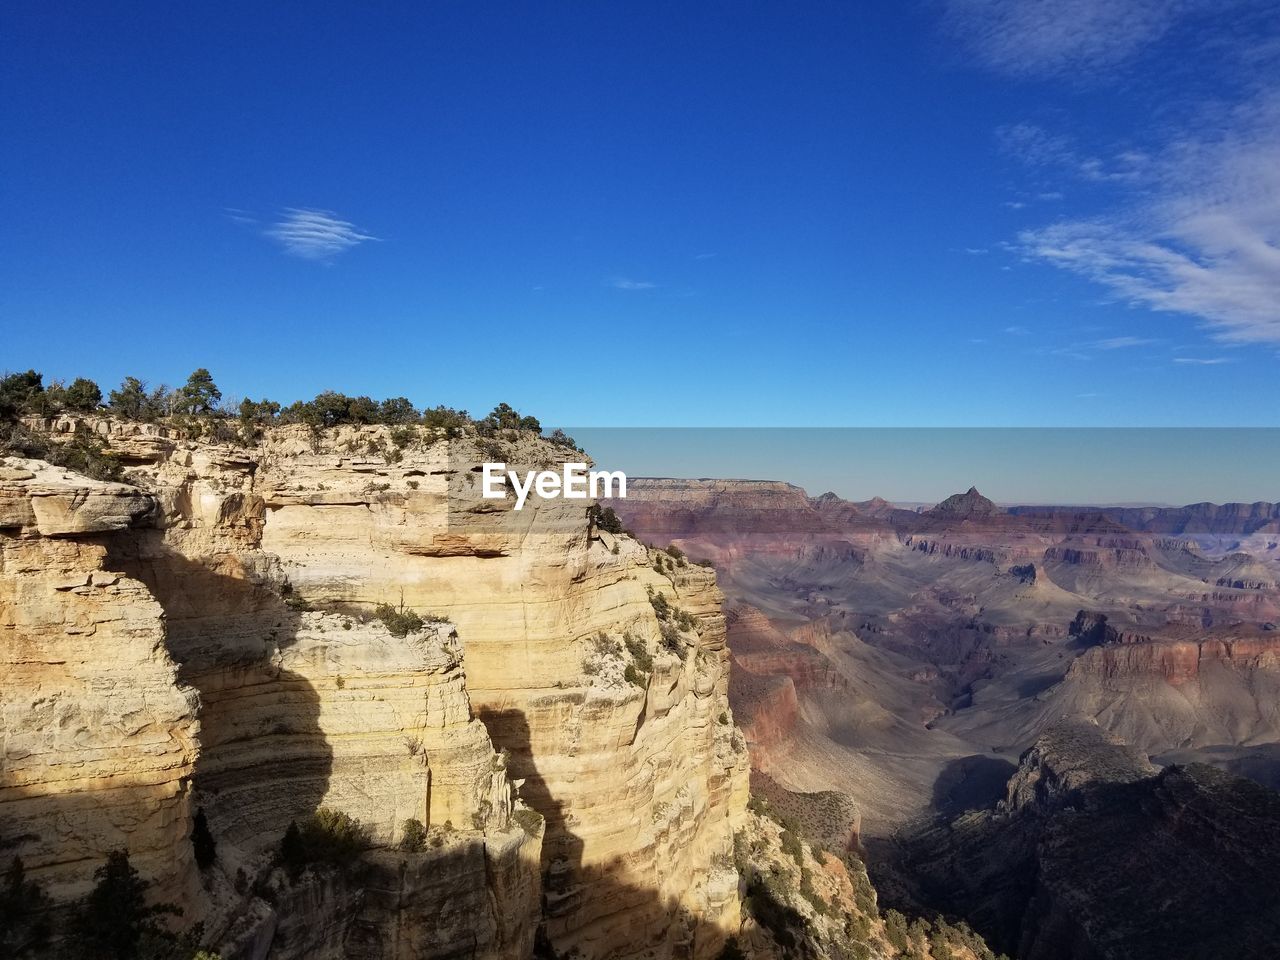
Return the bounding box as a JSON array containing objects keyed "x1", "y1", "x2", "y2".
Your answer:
[
  {"x1": 0, "y1": 460, "x2": 199, "y2": 904},
  {"x1": 2, "y1": 420, "x2": 749, "y2": 959}
]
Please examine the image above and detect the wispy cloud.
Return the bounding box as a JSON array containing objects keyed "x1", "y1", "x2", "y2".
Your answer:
[
  {"x1": 1016, "y1": 91, "x2": 1280, "y2": 344},
  {"x1": 694, "y1": 252, "x2": 718, "y2": 261},
  {"x1": 1090, "y1": 335, "x2": 1157, "y2": 349},
  {"x1": 997, "y1": 123, "x2": 1149, "y2": 183},
  {"x1": 1173, "y1": 356, "x2": 1231, "y2": 364},
  {"x1": 265, "y1": 208, "x2": 379, "y2": 260},
  {"x1": 224, "y1": 207, "x2": 259, "y2": 226},
  {"x1": 607, "y1": 277, "x2": 656, "y2": 290},
  {"x1": 1004, "y1": 324, "x2": 1030, "y2": 335},
  {"x1": 943, "y1": 0, "x2": 1204, "y2": 78},
  {"x1": 964, "y1": 0, "x2": 1280, "y2": 347}
]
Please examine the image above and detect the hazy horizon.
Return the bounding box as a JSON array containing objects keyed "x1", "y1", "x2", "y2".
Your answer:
[{"x1": 572, "y1": 427, "x2": 1280, "y2": 506}]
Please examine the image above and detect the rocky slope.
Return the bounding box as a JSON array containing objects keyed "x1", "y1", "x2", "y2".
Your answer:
[
  {"x1": 2, "y1": 418, "x2": 750, "y2": 959},
  {"x1": 891, "y1": 721, "x2": 1280, "y2": 960}
]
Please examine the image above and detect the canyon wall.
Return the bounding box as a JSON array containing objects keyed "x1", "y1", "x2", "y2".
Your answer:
[
  {"x1": 1, "y1": 420, "x2": 748, "y2": 959},
  {"x1": 0, "y1": 460, "x2": 199, "y2": 903}
]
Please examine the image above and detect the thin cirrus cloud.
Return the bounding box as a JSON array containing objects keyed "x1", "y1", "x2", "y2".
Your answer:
[
  {"x1": 961, "y1": 0, "x2": 1280, "y2": 347},
  {"x1": 996, "y1": 123, "x2": 1149, "y2": 184},
  {"x1": 1015, "y1": 90, "x2": 1280, "y2": 345},
  {"x1": 1173, "y1": 356, "x2": 1231, "y2": 364},
  {"x1": 263, "y1": 208, "x2": 379, "y2": 260},
  {"x1": 942, "y1": 0, "x2": 1206, "y2": 78},
  {"x1": 1090, "y1": 336, "x2": 1156, "y2": 349},
  {"x1": 607, "y1": 277, "x2": 656, "y2": 290}
]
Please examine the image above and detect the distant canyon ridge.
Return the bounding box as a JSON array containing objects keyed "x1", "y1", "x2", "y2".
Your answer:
[
  {"x1": 608, "y1": 479, "x2": 1280, "y2": 831},
  {"x1": 609, "y1": 478, "x2": 1280, "y2": 957}
]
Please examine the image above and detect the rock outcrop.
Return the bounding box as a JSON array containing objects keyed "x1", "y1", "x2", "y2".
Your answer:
[
  {"x1": 3, "y1": 422, "x2": 749, "y2": 960},
  {"x1": 893, "y1": 721, "x2": 1280, "y2": 960},
  {"x1": 0, "y1": 460, "x2": 199, "y2": 903}
]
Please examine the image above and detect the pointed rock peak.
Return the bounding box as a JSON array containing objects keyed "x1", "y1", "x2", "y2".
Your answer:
[{"x1": 931, "y1": 486, "x2": 1000, "y2": 517}]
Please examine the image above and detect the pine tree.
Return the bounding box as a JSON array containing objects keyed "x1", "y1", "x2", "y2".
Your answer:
[
  {"x1": 71, "y1": 849, "x2": 180, "y2": 959},
  {"x1": 176, "y1": 369, "x2": 221, "y2": 415}
]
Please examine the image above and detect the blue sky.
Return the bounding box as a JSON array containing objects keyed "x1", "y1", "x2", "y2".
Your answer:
[{"x1": 3, "y1": 1, "x2": 1279, "y2": 429}]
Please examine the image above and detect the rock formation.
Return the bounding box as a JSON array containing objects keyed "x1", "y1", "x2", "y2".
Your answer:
[
  {"x1": 1, "y1": 421, "x2": 749, "y2": 959},
  {"x1": 0, "y1": 459, "x2": 199, "y2": 903},
  {"x1": 613, "y1": 478, "x2": 1280, "y2": 842},
  {"x1": 893, "y1": 721, "x2": 1280, "y2": 960}
]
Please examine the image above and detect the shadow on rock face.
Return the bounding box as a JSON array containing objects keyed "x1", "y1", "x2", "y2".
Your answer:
[
  {"x1": 477, "y1": 706, "x2": 737, "y2": 960},
  {"x1": 105, "y1": 535, "x2": 333, "y2": 854},
  {"x1": 929, "y1": 754, "x2": 1017, "y2": 819}
]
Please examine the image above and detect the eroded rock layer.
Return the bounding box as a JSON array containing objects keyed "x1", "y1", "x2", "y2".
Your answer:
[
  {"x1": 2, "y1": 421, "x2": 749, "y2": 960},
  {"x1": 0, "y1": 460, "x2": 199, "y2": 903}
]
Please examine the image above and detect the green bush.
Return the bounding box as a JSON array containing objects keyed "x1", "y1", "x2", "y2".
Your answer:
[
  {"x1": 649, "y1": 591, "x2": 671, "y2": 620},
  {"x1": 798, "y1": 868, "x2": 829, "y2": 916},
  {"x1": 0, "y1": 421, "x2": 123, "y2": 482},
  {"x1": 379, "y1": 397, "x2": 418, "y2": 425},
  {"x1": 481, "y1": 402, "x2": 540, "y2": 434},
  {"x1": 389, "y1": 426, "x2": 417, "y2": 448},
  {"x1": 883, "y1": 909, "x2": 910, "y2": 954},
  {"x1": 546, "y1": 428, "x2": 579, "y2": 450},
  {"x1": 375, "y1": 603, "x2": 424, "y2": 637},
  {"x1": 70, "y1": 849, "x2": 184, "y2": 960},
  {"x1": 588, "y1": 504, "x2": 625, "y2": 534},
  {"x1": 624, "y1": 633, "x2": 654, "y2": 673},
  {"x1": 281, "y1": 808, "x2": 371, "y2": 877},
  {"x1": 624, "y1": 663, "x2": 647, "y2": 688},
  {"x1": 660, "y1": 622, "x2": 682, "y2": 653},
  {"x1": 63, "y1": 377, "x2": 103, "y2": 412},
  {"x1": 0, "y1": 370, "x2": 46, "y2": 417},
  {"x1": 174, "y1": 368, "x2": 221, "y2": 415},
  {"x1": 421, "y1": 405, "x2": 471, "y2": 432},
  {"x1": 399, "y1": 818, "x2": 427, "y2": 853},
  {"x1": 780, "y1": 829, "x2": 804, "y2": 865}
]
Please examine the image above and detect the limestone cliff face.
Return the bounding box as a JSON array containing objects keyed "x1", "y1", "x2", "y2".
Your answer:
[
  {"x1": 8, "y1": 420, "x2": 748, "y2": 960},
  {"x1": 0, "y1": 459, "x2": 199, "y2": 903},
  {"x1": 231, "y1": 428, "x2": 749, "y2": 960}
]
